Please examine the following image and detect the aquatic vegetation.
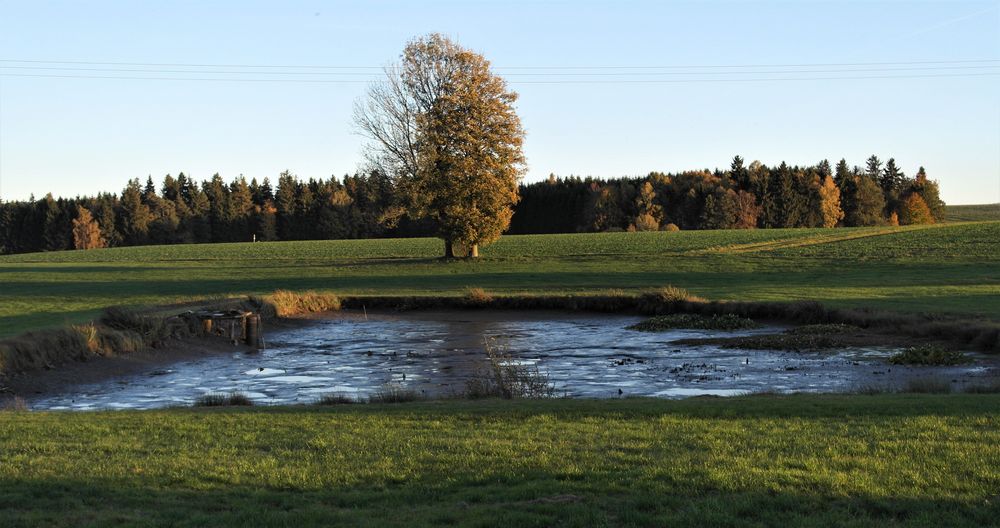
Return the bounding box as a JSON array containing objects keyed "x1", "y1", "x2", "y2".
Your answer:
[
  {"x1": 787, "y1": 323, "x2": 858, "y2": 335},
  {"x1": 628, "y1": 313, "x2": 758, "y2": 332},
  {"x1": 465, "y1": 338, "x2": 555, "y2": 399},
  {"x1": 889, "y1": 345, "x2": 969, "y2": 366}
]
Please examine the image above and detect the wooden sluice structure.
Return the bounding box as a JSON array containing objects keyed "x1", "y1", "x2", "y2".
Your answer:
[{"x1": 180, "y1": 309, "x2": 264, "y2": 349}]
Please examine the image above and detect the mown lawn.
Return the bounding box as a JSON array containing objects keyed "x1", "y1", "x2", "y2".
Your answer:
[
  {"x1": 0, "y1": 395, "x2": 997, "y2": 527},
  {"x1": 1, "y1": 222, "x2": 999, "y2": 338}
]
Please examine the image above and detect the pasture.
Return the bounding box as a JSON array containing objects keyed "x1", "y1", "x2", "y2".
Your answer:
[
  {"x1": 1, "y1": 394, "x2": 998, "y2": 527},
  {"x1": 1, "y1": 222, "x2": 999, "y2": 338}
]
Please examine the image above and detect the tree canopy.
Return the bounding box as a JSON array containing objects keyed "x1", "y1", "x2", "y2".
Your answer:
[{"x1": 354, "y1": 34, "x2": 526, "y2": 257}]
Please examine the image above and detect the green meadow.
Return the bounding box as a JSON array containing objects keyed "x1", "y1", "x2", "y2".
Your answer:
[
  {"x1": 1, "y1": 395, "x2": 998, "y2": 527},
  {"x1": 1, "y1": 222, "x2": 998, "y2": 338}
]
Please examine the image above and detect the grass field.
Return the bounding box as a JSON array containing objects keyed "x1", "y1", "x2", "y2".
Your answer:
[
  {"x1": 1, "y1": 395, "x2": 998, "y2": 527},
  {"x1": 2, "y1": 222, "x2": 999, "y2": 338},
  {"x1": 944, "y1": 204, "x2": 1000, "y2": 223}
]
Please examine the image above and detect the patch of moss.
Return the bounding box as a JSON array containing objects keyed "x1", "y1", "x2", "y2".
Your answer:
[
  {"x1": 888, "y1": 345, "x2": 969, "y2": 366},
  {"x1": 627, "y1": 313, "x2": 759, "y2": 332}
]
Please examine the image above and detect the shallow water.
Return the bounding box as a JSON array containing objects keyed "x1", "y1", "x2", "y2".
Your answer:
[{"x1": 29, "y1": 311, "x2": 993, "y2": 410}]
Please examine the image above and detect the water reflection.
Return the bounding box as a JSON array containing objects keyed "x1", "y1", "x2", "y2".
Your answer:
[{"x1": 29, "y1": 311, "x2": 990, "y2": 410}]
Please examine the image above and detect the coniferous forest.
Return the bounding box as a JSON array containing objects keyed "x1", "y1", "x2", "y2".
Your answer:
[{"x1": 0, "y1": 155, "x2": 944, "y2": 255}]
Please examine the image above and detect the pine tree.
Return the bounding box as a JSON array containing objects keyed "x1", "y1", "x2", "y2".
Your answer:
[
  {"x1": 834, "y1": 158, "x2": 850, "y2": 188},
  {"x1": 119, "y1": 179, "x2": 152, "y2": 244},
  {"x1": 142, "y1": 176, "x2": 157, "y2": 203},
  {"x1": 730, "y1": 155, "x2": 750, "y2": 191}
]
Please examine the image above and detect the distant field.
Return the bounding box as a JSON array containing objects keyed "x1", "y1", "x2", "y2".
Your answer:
[
  {"x1": 1, "y1": 395, "x2": 997, "y2": 527},
  {"x1": 945, "y1": 203, "x2": 1000, "y2": 222},
  {"x1": 1, "y1": 222, "x2": 999, "y2": 338}
]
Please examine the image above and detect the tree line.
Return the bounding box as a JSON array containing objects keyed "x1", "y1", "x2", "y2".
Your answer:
[{"x1": 0, "y1": 154, "x2": 943, "y2": 255}]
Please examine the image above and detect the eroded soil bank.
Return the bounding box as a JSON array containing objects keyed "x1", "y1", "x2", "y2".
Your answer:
[{"x1": 20, "y1": 310, "x2": 999, "y2": 410}]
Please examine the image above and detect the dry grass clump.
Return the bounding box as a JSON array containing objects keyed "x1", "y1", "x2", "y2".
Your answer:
[
  {"x1": 902, "y1": 378, "x2": 952, "y2": 394},
  {"x1": 315, "y1": 393, "x2": 358, "y2": 405},
  {"x1": 647, "y1": 285, "x2": 700, "y2": 303},
  {"x1": 0, "y1": 396, "x2": 28, "y2": 412},
  {"x1": 265, "y1": 290, "x2": 341, "y2": 317},
  {"x1": 963, "y1": 379, "x2": 1000, "y2": 393},
  {"x1": 194, "y1": 392, "x2": 254, "y2": 407},
  {"x1": 367, "y1": 384, "x2": 423, "y2": 404},
  {"x1": 463, "y1": 287, "x2": 494, "y2": 307},
  {"x1": 888, "y1": 345, "x2": 968, "y2": 366},
  {"x1": 465, "y1": 338, "x2": 555, "y2": 399}
]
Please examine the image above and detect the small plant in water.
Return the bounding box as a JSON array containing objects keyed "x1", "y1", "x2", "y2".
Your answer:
[
  {"x1": 465, "y1": 338, "x2": 555, "y2": 399},
  {"x1": 194, "y1": 392, "x2": 254, "y2": 407},
  {"x1": 888, "y1": 345, "x2": 968, "y2": 366}
]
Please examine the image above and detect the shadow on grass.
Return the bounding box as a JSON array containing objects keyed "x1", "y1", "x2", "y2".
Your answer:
[{"x1": 0, "y1": 475, "x2": 993, "y2": 527}]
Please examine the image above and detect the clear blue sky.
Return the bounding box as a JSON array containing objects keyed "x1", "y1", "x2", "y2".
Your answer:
[{"x1": 1, "y1": 0, "x2": 998, "y2": 205}]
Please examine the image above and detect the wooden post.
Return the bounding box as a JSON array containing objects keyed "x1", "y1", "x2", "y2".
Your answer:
[{"x1": 245, "y1": 315, "x2": 260, "y2": 349}]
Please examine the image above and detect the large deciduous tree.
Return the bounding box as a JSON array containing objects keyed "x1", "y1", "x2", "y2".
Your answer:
[{"x1": 355, "y1": 33, "x2": 526, "y2": 258}]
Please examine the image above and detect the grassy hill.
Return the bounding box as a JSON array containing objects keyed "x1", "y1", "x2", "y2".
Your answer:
[
  {"x1": 2, "y1": 222, "x2": 999, "y2": 338},
  {"x1": 1, "y1": 395, "x2": 997, "y2": 527},
  {"x1": 945, "y1": 204, "x2": 1000, "y2": 222}
]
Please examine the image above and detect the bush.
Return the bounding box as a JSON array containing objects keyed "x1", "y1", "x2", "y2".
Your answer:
[
  {"x1": 787, "y1": 324, "x2": 858, "y2": 335},
  {"x1": 662, "y1": 223, "x2": 680, "y2": 232},
  {"x1": 888, "y1": 345, "x2": 968, "y2": 366},
  {"x1": 465, "y1": 338, "x2": 555, "y2": 399},
  {"x1": 194, "y1": 392, "x2": 254, "y2": 407}
]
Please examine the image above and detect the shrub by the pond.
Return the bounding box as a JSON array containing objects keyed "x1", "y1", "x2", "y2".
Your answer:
[
  {"x1": 628, "y1": 313, "x2": 758, "y2": 332},
  {"x1": 465, "y1": 338, "x2": 555, "y2": 399},
  {"x1": 194, "y1": 392, "x2": 254, "y2": 407},
  {"x1": 888, "y1": 345, "x2": 969, "y2": 366},
  {"x1": 964, "y1": 379, "x2": 1000, "y2": 394}
]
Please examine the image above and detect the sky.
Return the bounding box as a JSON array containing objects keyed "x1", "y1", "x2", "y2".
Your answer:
[{"x1": 0, "y1": 0, "x2": 998, "y2": 205}]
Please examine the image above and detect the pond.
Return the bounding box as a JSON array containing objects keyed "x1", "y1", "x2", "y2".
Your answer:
[{"x1": 28, "y1": 310, "x2": 992, "y2": 410}]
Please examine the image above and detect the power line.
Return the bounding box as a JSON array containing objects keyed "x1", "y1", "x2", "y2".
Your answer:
[
  {"x1": 1, "y1": 71, "x2": 998, "y2": 84},
  {"x1": 0, "y1": 58, "x2": 998, "y2": 70},
  {"x1": 1, "y1": 64, "x2": 997, "y2": 76}
]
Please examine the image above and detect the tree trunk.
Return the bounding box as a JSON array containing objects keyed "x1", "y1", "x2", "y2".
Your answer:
[
  {"x1": 469, "y1": 243, "x2": 479, "y2": 258},
  {"x1": 443, "y1": 238, "x2": 455, "y2": 258}
]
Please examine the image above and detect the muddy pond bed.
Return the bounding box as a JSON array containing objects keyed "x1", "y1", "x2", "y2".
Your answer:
[{"x1": 28, "y1": 310, "x2": 998, "y2": 410}]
